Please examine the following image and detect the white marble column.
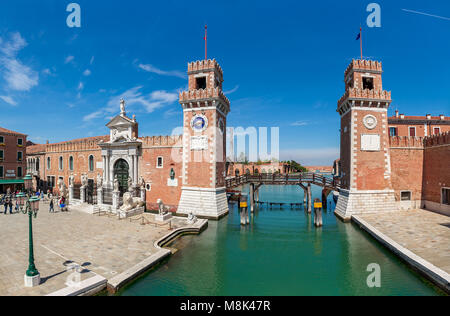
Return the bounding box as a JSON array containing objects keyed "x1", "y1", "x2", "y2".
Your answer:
[
  {"x1": 133, "y1": 155, "x2": 138, "y2": 185},
  {"x1": 130, "y1": 155, "x2": 135, "y2": 185},
  {"x1": 102, "y1": 156, "x2": 107, "y2": 184}
]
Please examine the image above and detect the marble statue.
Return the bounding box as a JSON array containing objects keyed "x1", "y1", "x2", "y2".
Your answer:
[
  {"x1": 119, "y1": 192, "x2": 145, "y2": 212},
  {"x1": 139, "y1": 176, "x2": 145, "y2": 189},
  {"x1": 57, "y1": 178, "x2": 68, "y2": 198},
  {"x1": 81, "y1": 174, "x2": 88, "y2": 187},
  {"x1": 113, "y1": 176, "x2": 120, "y2": 192},
  {"x1": 69, "y1": 173, "x2": 75, "y2": 187},
  {"x1": 157, "y1": 199, "x2": 169, "y2": 216},
  {"x1": 97, "y1": 173, "x2": 103, "y2": 188},
  {"x1": 120, "y1": 98, "x2": 126, "y2": 115},
  {"x1": 187, "y1": 212, "x2": 197, "y2": 224},
  {"x1": 127, "y1": 176, "x2": 133, "y2": 191}
]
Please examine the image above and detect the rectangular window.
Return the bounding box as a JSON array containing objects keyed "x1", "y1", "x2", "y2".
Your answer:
[
  {"x1": 17, "y1": 151, "x2": 23, "y2": 161},
  {"x1": 0, "y1": 150, "x2": 3, "y2": 160},
  {"x1": 434, "y1": 127, "x2": 441, "y2": 135},
  {"x1": 389, "y1": 127, "x2": 398, "y2": 137},
  {"x1": 409, "y1": 127, "x2": 416, "y2": 137},
  {"x1": 17, "y1": 166, "x2": 22, "y2": 178},
  {"x1": 47, "y1": 176, "x2": 55, "y2": 188},
  {"x1": 362, "y1": 77, "x2": 374, "y2": 90},
  {"x1": 0, "y1": 136, "x2": 4, "y2": 143},
  {"x1": 0, "y1": 166, "x2": 3, "y2": 178},
  {"x1": 196, "y1": 77, "x2": 207, "y2": 90},
  {"x1": 157, "y1": 157, "x2": 163, "y2": 168},
  {"x1": 17, "y1": 138, "x2": 23, "y2": 146},
  {"x1": 443, "y1": 188, "x2": 450, "y2": 206},
  {"x1": 400, "y1": 191, "x2": 412, "y2": 201}
]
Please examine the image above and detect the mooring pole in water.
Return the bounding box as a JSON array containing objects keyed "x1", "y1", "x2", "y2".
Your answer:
[
  {"x1": 307, "y1": 183, "x2": 312, "y2": 214},
  {"x1": 322, "y1": 189, "x2": 328, "y2": 210},
  {"x1": 249, "y1": 183, "x2": 254, "y2": 213},
  {"x1": 240, "y1": 194, "x2": 249, "y2": 226},
  {"x1": 313, "y1": 199, "x2": 323, "y2": 227}
]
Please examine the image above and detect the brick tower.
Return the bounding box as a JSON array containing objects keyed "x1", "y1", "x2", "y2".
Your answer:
[
  {"x1": 177, "y1": 59, "x2": 230, "y2": 219},
  {"x1": 335, "y1": 59, "x2": 397, "y2": 221}
]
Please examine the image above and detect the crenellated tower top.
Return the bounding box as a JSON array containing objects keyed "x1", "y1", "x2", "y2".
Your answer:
[
  {"x1": 180, "y1": 58, "x2": 230, "y2": 115},
  {"x1": 337, "y1": 59, "x2": 392, "y2": 115}
]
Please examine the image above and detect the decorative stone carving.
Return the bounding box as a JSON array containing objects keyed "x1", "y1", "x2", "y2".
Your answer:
[
  {"x1": 120, "y1": 98, "x2": 126, "y2": 116},
  {"x1": 363, "y1": 114, "x2": 378, "y2": 130},
  {"x1": 127, "y1": 176, "x2": 133, "y2": 192},
  {"x1": 361, "y1": 134, "x2": 381, "y2": 151}
]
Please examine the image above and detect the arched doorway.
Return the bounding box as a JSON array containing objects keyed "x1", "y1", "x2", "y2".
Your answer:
[{"x1": 114, "y1": 159, "x2": 129, "y2": 194}]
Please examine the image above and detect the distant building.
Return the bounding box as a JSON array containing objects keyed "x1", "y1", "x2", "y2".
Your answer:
[
  {"x1": 0, "y1": 127, "x2": 27, "y2": 193},
  {"x1": 388, "y1": 112, "x2": 450, "y2": 137}
]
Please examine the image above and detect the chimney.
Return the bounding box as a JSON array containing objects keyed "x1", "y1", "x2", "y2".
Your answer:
[
  {"x1": 46, "y1": 140, "x2": 49, "y2": 144},
  {"x1": 400, "y1": 114, "x2": 405, "y2": 119},
  {"x1": 395, "y1": 110, "x2": 399, "y2": 118},
  {"x1": 440, "y1": 114, "x2": 445, "y2": 120},
  {"x1": 426, "y1": 114, "x2": 431, "y2": 120}
]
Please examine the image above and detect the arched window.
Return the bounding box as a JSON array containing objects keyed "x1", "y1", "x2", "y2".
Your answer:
[
  {"x1": 47, "y1": 157, "x2": 51, "y2": 170},
  {"x1": 89, "y1": 155, "x2": 94, "y2": 172},
  {"x1": 69, "y1": 156, "x2": 74, "y2": 171},
  {"x1": 59, "y1": 156, "x2": 63, "y2": 171},
  {"x1": 36, "y1": 158, "x2": 39, "y2": 171}
]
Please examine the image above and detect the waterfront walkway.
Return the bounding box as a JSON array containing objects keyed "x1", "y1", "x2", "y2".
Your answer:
[
  {"x1": 0, "y1": 204, "x2": 205, "y2": 296},
  {"x1": 353, "y1": 209, "x2": 450, "y2": 293}
]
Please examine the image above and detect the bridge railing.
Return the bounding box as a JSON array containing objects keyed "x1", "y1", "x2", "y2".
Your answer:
[{"x1": 226, "y1": 173, "x2": 341, "y2": 190}]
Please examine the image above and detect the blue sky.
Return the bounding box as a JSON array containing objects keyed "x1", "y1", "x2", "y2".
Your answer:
[{"x1": 0, "y1": 0, "x2": 449, "y2": 165}]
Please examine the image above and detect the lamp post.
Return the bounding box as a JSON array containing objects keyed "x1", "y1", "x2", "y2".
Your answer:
[
  {"x1": 23, "y1": 174, "x2": 33, "y2": 194},
  {"x1": 17, "y1": 192, "x2": 41, "y2": 287}
]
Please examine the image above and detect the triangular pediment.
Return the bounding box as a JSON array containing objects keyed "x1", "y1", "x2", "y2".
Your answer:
[{"x1": 106, "y1": 115, "x2": 134, "y2": 129}]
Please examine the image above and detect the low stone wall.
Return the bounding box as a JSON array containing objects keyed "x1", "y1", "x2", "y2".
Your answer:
[
  {"x1": 335, "y1": 189, "x2": 397, "y2": 221},
  {"x1": 177, "y1": 187, "x2": 229, "y2": 219}
]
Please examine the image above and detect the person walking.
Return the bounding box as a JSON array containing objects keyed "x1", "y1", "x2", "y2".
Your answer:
[
  {"x1": 49, "y1": 198, "x2": 54, "y2": 213},
  {"x1": 7, "y1": 196, "x2": 13, "y2": 214},
  {"x1": 3, "y1": 195, "x2": 9, "y2": 214}
]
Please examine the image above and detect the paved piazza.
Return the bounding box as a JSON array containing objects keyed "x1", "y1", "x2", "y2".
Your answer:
[
  {"x1": 358, "y1": 210, "x2": 450, "y2": 274},
  {"x1": 0, "y1": 201, "x2": 188, "y2": 296}
]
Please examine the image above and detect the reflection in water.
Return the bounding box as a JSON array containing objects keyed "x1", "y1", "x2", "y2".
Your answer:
[{"x1": 120, "y1": 185, "x2": 441, "y2": 296}]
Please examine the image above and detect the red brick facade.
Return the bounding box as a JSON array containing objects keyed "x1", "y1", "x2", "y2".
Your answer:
[{"x1": 0, "y1": 127, "x2": 27, "y2": 193}]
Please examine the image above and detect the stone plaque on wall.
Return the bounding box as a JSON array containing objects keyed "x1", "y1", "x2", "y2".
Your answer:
[
  {"x1": 190, "y1": 136, "x2": 208, "y2": 151},
  {"x1": 361, "y1": 134, "x2": 381, "y2": 151}
]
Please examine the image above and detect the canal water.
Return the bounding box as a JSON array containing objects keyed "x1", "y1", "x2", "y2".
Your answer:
[{"x1": 120, "y1": 184, "x2": 442, "y2": 296}]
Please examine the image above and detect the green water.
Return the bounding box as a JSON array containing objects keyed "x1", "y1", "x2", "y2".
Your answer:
[{"x1": 120, "y1": 185, "x2": 442, "y2": 296}]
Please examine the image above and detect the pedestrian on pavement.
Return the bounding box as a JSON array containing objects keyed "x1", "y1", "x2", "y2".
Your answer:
[
  {"x1": 49, "y1": 199, "x2": 54, "y2": 213},
  {"x1": 3, "y1": 195, "x2": 9, "y2": 214},
  {"x1": 8, "y1": 196, "x2": 13, "y2": 214}
]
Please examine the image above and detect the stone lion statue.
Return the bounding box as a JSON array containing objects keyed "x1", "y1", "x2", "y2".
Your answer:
[
  {"x1": 157, "y1": 199, "x2": 169, "y2": 216},
  {"x1": 120, "y1": 192, "x2": 145, "y2": 212},
  {"x1": 57, "y1": 178, "x2": 68, "y2": 199}
]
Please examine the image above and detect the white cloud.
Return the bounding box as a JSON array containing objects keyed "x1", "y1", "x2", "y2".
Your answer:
[
  {"x1": 138, "y1": 63, "x2": 186, "y2": 79},
  {"x1": 77, "y1": 82, "x2": 84, "y2": 91},
  {"x1": 0, "y1": 32, "x2": 38, "y2": 92},
  {"x1": 280, "y1": 147, "x2": 339, "y2": 166},
  {"x1": 83, "y1": 86, "x2": 179, "y2": 122},
  {"x1": 291, "y1": 121, "x2": 309, "y2": 126},
  {"x1": 90, "y1": 56, "x2": 95, "y2": 65},
  {"x1": 83, "y1": 69, "x2": 91, "y2": 76},
  {"x1": 64, "y1": 55, "x2": 75, "y2": 64},
  {"x1": 0, "y1": 95, "x2": 17, "y2": 106},
  {"x1": 224, "y1": 85, "x2": 239, "y2": 95}
]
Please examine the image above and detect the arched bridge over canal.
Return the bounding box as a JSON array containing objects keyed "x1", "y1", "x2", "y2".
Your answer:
[{"x1": 225, "y1": 173, "x2": 341, "y2": 213}]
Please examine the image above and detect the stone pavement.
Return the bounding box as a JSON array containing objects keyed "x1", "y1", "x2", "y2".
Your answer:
[
  {"x1": 357, "y1": 209, "x2": 450, "y2": 274},
  {"x1": 0, "y1": 202, "x2": 190, "y2": 296}
]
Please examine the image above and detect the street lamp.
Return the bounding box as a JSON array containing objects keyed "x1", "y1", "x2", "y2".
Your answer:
[
  {"x1": 17, "y1": 192, "x2": 41, "y2": 287},
  {"x1": 23, "y1": 174, "x2": 33, "y2": 194}
]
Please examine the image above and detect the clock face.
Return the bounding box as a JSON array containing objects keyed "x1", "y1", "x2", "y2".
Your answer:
[
  {"x1": 363, "y1": 115, "x2": 378, "y2": 130},
  {"x1": 191, "y1": 115, "x2": 208, "y2": 132}
]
